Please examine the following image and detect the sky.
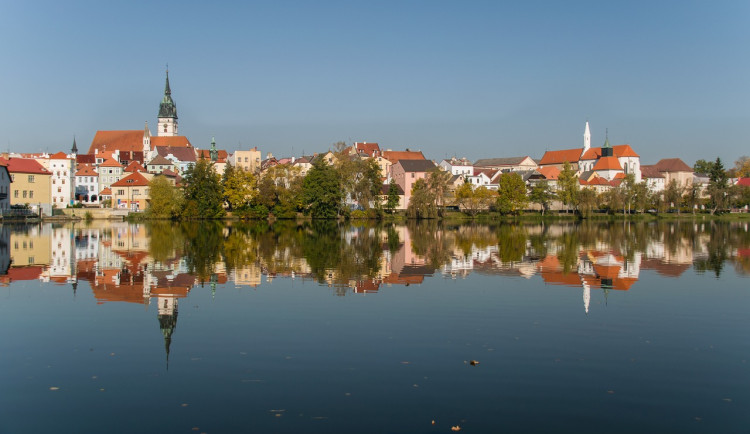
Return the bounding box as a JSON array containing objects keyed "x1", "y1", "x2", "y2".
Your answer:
[{"x1": 0, "y1": 0, "x2": 748, "y2": 167}]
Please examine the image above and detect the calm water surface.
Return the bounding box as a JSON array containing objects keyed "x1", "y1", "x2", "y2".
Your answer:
[{"x1": 0, "y1": 220, "x2": 748, "y2": 433}]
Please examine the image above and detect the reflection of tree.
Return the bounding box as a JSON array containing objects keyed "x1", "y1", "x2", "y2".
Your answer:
[
  {"x1": 147, "y1": 221, "x2": 184, "y2": 263},
  {"x1": 495, "y1": 224, "x2": 527, "y2": 263},
  {"x1": 694, "y1": 222, "x2": 729, "y2": 277},
  {"x1": 556, "y1": 230, "x2": 580, "y2": 274},
  {"x1": 408, "y1": 220, "x2": 452, "y2": 270},
  {"x1": 180, "y1": 221, "x2": 223, "y2": 283}
]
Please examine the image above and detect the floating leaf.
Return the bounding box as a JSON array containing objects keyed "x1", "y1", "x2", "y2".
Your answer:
[
  {"x1": 469, "y1": 360, "x2": 480, "y2": 366},
  {"x1": 451, "y1": 426, "x2": 462, "y2": 431},
  {"x1": 49, "y1": 387, "x2": 60, "y2": 391}
]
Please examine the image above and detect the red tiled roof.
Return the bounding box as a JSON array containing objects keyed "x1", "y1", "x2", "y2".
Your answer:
[
  {"x1": 536, "y1": 166, "x2": 560, "y2": 180},
  {"x1": 49, "y1": 151, "x2": 70, "y2": 160},
  {"x1": 76, "y1": 154, "x2": 95, "y2": 164},
  {"x1": 382, "y1": 150, "x2": 426, "y2": 163},
  {"x1": 581, "y1": 145, "x2": 639, "y2": 160},
  {"x1": 99, "y1": 159, "x2": 123, "y2": 168},
  {"x1": 124, "y1": 161, "x2": 146, "y2": 173},
  {"x1": 587, "y1": 176, "x2": 611, "y2": 185},
  {"x1": 654, "y1": 158, "x2": 692, "y2": 173},
  {"x1": 355, "y1": 142, "x2": 381, "y2": 157},
  {"x1": 89, "y1": 130, "x2": 144, "y2": 154},
  {"x1": 539, "y1": 148, "x2": 582, "y2": 165},
  {"x1": 640, "y1": 165, "x2": 664, "y2": 179},
  {"x1": 197, "y1": 149, "x2": 229, "y2": 160},
  {"x1": 151, "y1": 136, "x2": 192, "y2": 148},
  {"x1": 75, "y1": 166, "x2": 98, "y2": 176},
  {"x1": 737, "y1": 178, "x2": 750, "y2": 187},
  {"x1": 1, "y1": 157, "x2": 50, "y2": 175},
  {"x1": 156, "y1": 146, "x2": 196, "y2": 162},
  {"x1": 593, "y1": 156, "x2": 622, "y2": 171},
  {"x1": 100, "y1": 188, "x2": 112, "y2": 196},
  {"x1": 111, "y1": 171, "x2": 150, "y2": 187}
]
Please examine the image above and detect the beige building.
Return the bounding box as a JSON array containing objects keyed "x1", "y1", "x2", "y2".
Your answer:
[
  {"x1": 230, "y1": 148, "x2": 262, "y2": 173},
  {"x1": 3, "y1": 157, "x2": 53, "y2": 215},
  {"x1": 111, "y1": 172, "x2": 151, "y2": 211}
]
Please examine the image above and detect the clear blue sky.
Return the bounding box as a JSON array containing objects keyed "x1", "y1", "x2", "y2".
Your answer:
[{"x1": 1, "y1": 0, "x2": 748, "y2": 167}]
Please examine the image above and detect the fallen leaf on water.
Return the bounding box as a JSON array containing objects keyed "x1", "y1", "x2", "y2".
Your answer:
[
  {"x1": 49, "y1": 387, "x2": 60, "y2": 391},
  {"x1": 181, "y1": 403, "x2": 189, "y2": 407},
  {"x1": 451, "y1": 426, "x2": 461, "y2": 431},
  {"x1": 431, "y1": 420, "x2": 435, "y2": 425},
  {"x1": 469, "y1": 360, "x2": 480, "y2": 366}
]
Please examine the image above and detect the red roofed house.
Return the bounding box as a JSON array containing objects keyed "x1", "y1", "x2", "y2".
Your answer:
[
  {"x1": 98, "y1": 159, "x2": 125, "y2": 196},
  {"x1": 539, "y1": 122, "x2": 641, "y2": 182},
  {"x1": 111, "y1": 172, "x2": 151, "y2": 211},
  {"x1": 652, "y1": 158, "x2": 693, "y2": 188},
  {"x1": 378, "y1": 149, "x2": 426, "y2": 178},
  {"x1": 75, "y1": 165, "x2": 99, "y2": 205},
  {"x1": 391, "y1": 159, "x2": 437, "y2": 208},
  {"x1": 2, "y1": 157, "x2": 52, "y2": 215}
]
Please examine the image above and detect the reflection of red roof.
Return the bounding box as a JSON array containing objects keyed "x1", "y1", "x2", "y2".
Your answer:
[
  {"x1": 382, "y1": 274, "x2": 425, "y2": 285},
  {"x1": 594, "y1": 264, "x2": 621, "y2": 279},
  {"x1": 353, "y1": 280, "x2": 380, "y2": 293},
  {"x1": 7, "y1": 266, "x2": 44, "y2": 281},
  {"x1": 738, "y1": 249, "x2": 750, "y2": 257}
]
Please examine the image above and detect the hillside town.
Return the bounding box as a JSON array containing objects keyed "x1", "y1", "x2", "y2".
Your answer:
[{"x1": 1, "y1": 72, "x2": 748, "y2": 218}]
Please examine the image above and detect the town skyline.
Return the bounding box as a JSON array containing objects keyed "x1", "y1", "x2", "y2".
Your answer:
[{"x1": 1, "y1": 1, "x2": 748, "y2": 166}]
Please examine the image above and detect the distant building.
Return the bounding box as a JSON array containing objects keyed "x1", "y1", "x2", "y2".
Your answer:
[
  {"x1": 3, "y1": 158, "x2": 52, "y2": 215},
  {"x1": 391, "y1": 159, "x2": 436, "y2": 207},
  {"x1": 229, "y1": 147, "x2": 261, "y2": 173}
]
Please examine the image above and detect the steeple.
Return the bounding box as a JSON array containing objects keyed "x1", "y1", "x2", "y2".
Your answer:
[
  {"x1": 210, "y1": 137, "x2": 218, "y2": 162},
  {"x1": 71, "y1": 136, "x2": 78, "y2": 155},
  {"x1": 157, "y1": 68, "x2": 178, "y2": 137},
  {"x1": 602, "y1": 128, "x2": 613, "y2": 157},
  {"x1": 583, "y1": 121, "x2": 591, "y2": 152}
]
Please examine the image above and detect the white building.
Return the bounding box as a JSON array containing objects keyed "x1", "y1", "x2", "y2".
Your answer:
[
  {"x1": 75, "y1": 165, "x2": 100, "y2": 204},
  {"x1": 49, "y1": 152, "x2": 76, "y2": 208}
]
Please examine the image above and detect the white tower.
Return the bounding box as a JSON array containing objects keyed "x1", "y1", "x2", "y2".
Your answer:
[
  {"x1": 583, "y1": 121, "x2": 591, "y2": 152},
  {"x1": 157, "y1": 70, "x2": 178, "y2": 137}
]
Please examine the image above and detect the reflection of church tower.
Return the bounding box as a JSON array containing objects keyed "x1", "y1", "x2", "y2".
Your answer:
[
  {"x1": 582, "y1": 282, "x2": 590, "y2": 314},
  {"x1": 157, "y1": 70, "x2": 178, "y2": 137},
  {"x1": 157, "y1": 296, "x2": 179, "y2": 368}
]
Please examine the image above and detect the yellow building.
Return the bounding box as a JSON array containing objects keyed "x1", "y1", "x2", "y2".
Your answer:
[
  {"x1": 3, "y1": 157, "x2": 53, "y2": 215},
  {"x1": 230, "y1": 148, "x2": 261, "y2": 173},
  {"x1": 111, "y1": 171, "x2": 151, "y2": 211}
]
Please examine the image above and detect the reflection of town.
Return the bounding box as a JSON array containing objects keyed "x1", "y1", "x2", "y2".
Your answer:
[{"x1": 1, "y1": 221, "x2": 748, "y2": 361}]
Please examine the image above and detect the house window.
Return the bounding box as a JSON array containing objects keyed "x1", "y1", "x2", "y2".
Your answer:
[
  {"x1": 29, "y1": 191, "x2": 33, "y2": 198},
  {"x1": 117, "y1": 189, "x2": 124, "y2": 195},
  {"x1": 23, "y1": 191, "x2": 27, "y2": 198},
  {"x1": 28, "y1": 175, "x2": 35, "y2": 183},
  {"x1": 14, "y1": 190, "x2": 18, "y2": 198}
]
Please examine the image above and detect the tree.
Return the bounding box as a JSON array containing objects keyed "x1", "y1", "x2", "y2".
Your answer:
[
  {"x1": 455, "y1": 183, "x2": 495, "y2": 216},
  {"x1": 706, "y1": 157, "x2": 729, "y2": 214},
  {"x1": 301, "y1": 161, "x2": 343, "y2": 218},
  {"x1": 385, "y1": 180, "x2": 400, "y2": 213},
  {"x1": 495, "y1": 172, "x2": 528, "y2": 215},
  {"x1": 557, "y1": 161, "x2": 578, "y2": 212},
  {"x1": 427, "y1": 168, "x2": 452, "y2": 215},
  {"x1": 146, "y1": 176, "x2": 183, "y2": 219},
  {"x1": 407, "y1": 178, "x2": 437, "y2": 219},
  {"x1": 529, "y1": 181, "x2": 556, "y2": 215},
  {"x1": 693, "y1": 159, "x2": 715, "y2": 175},
  {"x1": 734, "y1": 156, "x2": 750, "y2": 178},
  {"x1": 620, "y1": 173, "x2": 637, "y2": 214},
  {"x1": 182, "y1": 159, "x2": 225, "y2": 218},
  {"x1": 683, "y1": 183, "x2": 702, "y2": 214},
  {"x1": 575, "y1": 187, "x2": 598, "y2": 218},
  {"x1": 664, "y1": 179, "x2": 684, "y2": 214},
  {"x1": 222, "y1": 164, "x2": 257, "y2": 211},
  {"x1": 631, "y1": 182, "x2": 650, "y2": 213}
]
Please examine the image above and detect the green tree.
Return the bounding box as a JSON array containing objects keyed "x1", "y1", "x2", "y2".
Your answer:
[
  {"x1": 385, "y1": 179, "x2": 400, "y2": 213},
  {"x1": 222, "y1": 164, "x2": 257, "y2": 211},
  {"x1": 734, "y1": 156, "x2": 750, "y2": 178},
  {"x1": 683, "y1": 183, "x2": 702, "y2": 214},
  {"x1": 146, "y1": 176, "x2": 183, "y2": 219},
  {"x1": 575, "y1": 187, "x2": 599, "y2": 218},
  {"x1": 664, "y1": 179, "x2": 684, "y2": 214},
  {"x1": 693, "y1": 159, "x2": 715, "y2": 175},
  {"x1": 407, "y1": 178, "x2": 437, "y2": 219},
  {"x1": 529, "y1": 180, "x2": 556, "y2": 215},
  {"x1": 427, "y1": 168, "x2": 452, "y2": 216},
  {"x1": 557, "y1": 161, "x2": 579, "y2": 212},
  {"x1": 455, "y1": 183, "x2": 494, "y2": 216},
  {"x1": 182, "y1": 159, "x2": 225, "y2": 218},
  {"x1": 495, "y1": 172, "x2": 528, "y2": 215},
  {"x1": 301, "y1": 161, "x2": 343, "y2": 218},
  {"x1": 706, "y1": 157, "x2": 729, "y2": 214}
]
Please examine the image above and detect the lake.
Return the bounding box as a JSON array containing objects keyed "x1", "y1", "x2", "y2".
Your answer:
[{"x1": 0, "y1": 220, "x2": 748, "y2": 433}]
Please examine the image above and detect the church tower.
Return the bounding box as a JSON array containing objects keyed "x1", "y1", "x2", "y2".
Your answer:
[
  {"x1": 157, "y1": 70, "x2": 178, "y2": 137},
  {"x1": 583, "y1": 121, "x2": 591, "y2": 152}
]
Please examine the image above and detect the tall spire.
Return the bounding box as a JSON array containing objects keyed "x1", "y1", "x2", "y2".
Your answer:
[
  {"x1": 583, "y1": 121, "x2": 591, "y2": 152},
  {"x1": 71, "y1": 136, "x2": 78, "y2": 154},
  {"x1": 157, "y1": 68, "x2": 178, "y2": 136}
]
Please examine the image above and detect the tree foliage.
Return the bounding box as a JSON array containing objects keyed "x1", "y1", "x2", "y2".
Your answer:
[
  {"x1": 407, "y1": 178, "x2": 437, "y2": 219},
  {"x1": 529, "y1": 181, "x2": 556, "y2": 215},
  {"x1": 557, "y1": 161, "x2": 579, "y2": 212},
  {"x1": 222, "y1": 164, "x2": 257, "y2": 211},
  {"x1": 182, "y1": 159, "x2": 225, "y2": 219},
  {"x1": 495, "y1": 172, "x2": 528, "y2": 215},
  {"x1": 146, "y1": 176, "x2": 183, "y2": 219},
  {"x1": 301, "y1": 161, "x2": 343, "y2": 218},
  {"x1": 455, "y1": 183, "x2": 495, "y2": 216},
  {"x1": 385, "y1": 180, "x2": 400, "y2": 212}
]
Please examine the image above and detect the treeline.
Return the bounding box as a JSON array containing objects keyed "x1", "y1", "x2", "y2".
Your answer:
[{"x1": 146, "y1": 155, "x2": 750, "y2": 220}]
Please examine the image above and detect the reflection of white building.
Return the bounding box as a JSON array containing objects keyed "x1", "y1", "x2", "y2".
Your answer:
[{"x1": 48, "y1": 226, "x2": 74, "y2": 281}]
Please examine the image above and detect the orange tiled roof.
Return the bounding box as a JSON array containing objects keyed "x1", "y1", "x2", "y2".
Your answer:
[
  {"x1": 100, "y1": 187, "x2": 112, "y2": 195},
  {"x1": 654, "y1": 158, "x2": 692, "y2": 173},
  {"x1": 99, "y1": 158, "x2": 124, "y2": 168},
  {"x1": 382, "y1": 150, "x2": 426, "y2": 163},
  {"x1": 111, "y1": 171, "x2": 150, "y2": 187},
  {"x1": 75, "y1": 166, "x2": 98, "y2": 176},
  {"x1": 89, "y1": 130, "x2": 144, "y2": 154},
  {"x1": 536, "y1": 166, "x2": 560, "y2": 180},
  {"x1": 593, "y1": 156, "x2": 623, "y2": 171},
  {"x1": 539, "y1": 148, "x2": 582, "y2": 165},
  {"x1": 151, "y1": 136, "x2": 192, "y2": 148},
  {"x1": 2, "y1": 157, "x2": 50, "y2": 175},
  {"x1": 49, "y1": 151, "x2": 70, "y2": 160},
  {"x1": 581, "y1": 144, "x2": 639, "y2": 160},
  {"x1": 124, "y1": 161, "x2": 146, "y2": 173}
]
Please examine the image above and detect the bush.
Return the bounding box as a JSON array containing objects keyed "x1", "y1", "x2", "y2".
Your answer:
[{"x1": 350, "y1": 210, "x2": 367, "y2": 219}]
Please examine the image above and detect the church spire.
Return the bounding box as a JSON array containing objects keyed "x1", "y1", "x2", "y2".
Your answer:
[
  {"x1": 583, "y1": 121, "x2": 591, "y2": 152},
  {"x1": 71, "y1": 136, "x2": 78, "y2": 155},
  {"x1": 157, "y1": 68, "x2": 178, "y2": 137}
]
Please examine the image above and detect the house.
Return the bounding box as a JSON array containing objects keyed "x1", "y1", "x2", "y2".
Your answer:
[
  {"x1": 439, "y1": 157, "x2": 473, "y2": 176},
  {"x1": 653, "y1": 158, "x2": 693, "y2": 188},
  {"x1": 379, "y1": 150, "x2": 426, "y2": 178},
  {"x1": 352, "y1": 142, "x2": 381, "y2": 158},
  {"x1": 391, "y1": 159, "x2": 436, "y2": 207},
  {"x1": 467, "y1": 168, "x2": 499, "y2": 190},
  {"x1": 0, "y1": 160, "x2": 10, "y2": 213},
  {"x1": 474, "y1": 156, "x2": 537, "y2": 173},
  {"x1": 229, "y1": 147, "x2": 262, "y2": 173},
  {"x1": 3, "y1": 158, "x2": 52, "y2": 215},
  {"x1": 48, "y1": 152, "x2": 76, "y2": 208},
  {"x1": 155, "y1": 146, "x2": 196, "y2": 175},
  {"x1": 110, "y1": 171, "x2": 151, "y2": 211},
  {"x1": 146, "y1": 155, "x2": 175, "y2": 174},
  {"x1": 97, "y1": 159, "x2": 124, "y2": 194},
  {"x1": 74, "y1": 165, "x2": 99, "y2": 205},
  {"x1": 641, "y1": 165, "x2": 666, "y2": 192}
]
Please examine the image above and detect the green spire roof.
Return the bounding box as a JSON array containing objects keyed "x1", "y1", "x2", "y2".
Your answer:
[{"x1": 158, "y1": 70, "x2": 178, "y2": 119}]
